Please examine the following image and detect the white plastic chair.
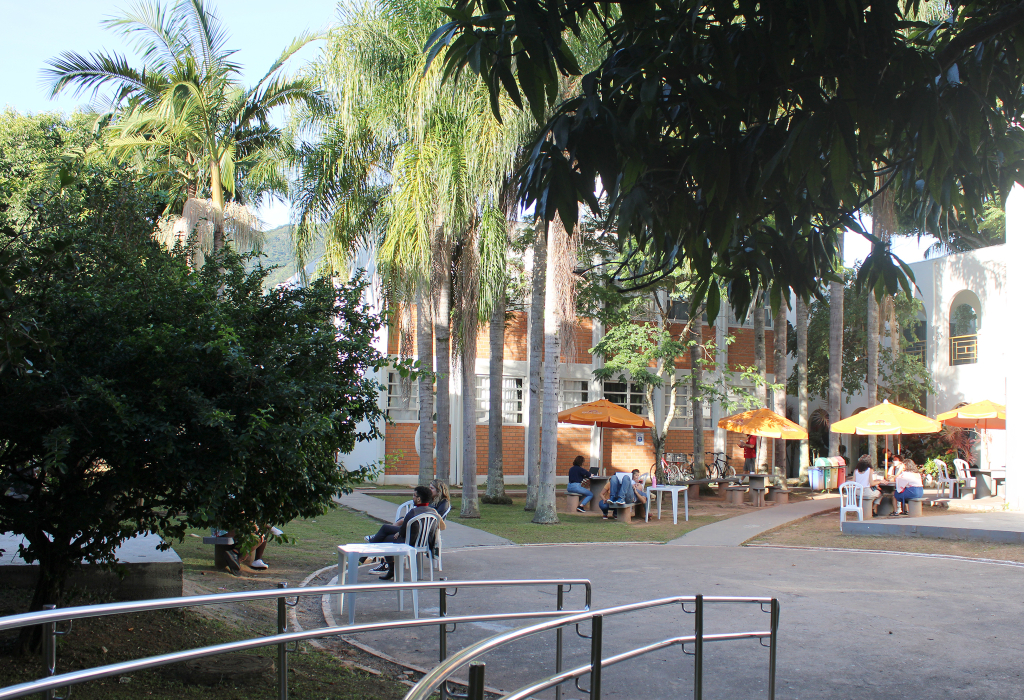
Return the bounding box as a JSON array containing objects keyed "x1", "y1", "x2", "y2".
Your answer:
[
  {"x1": 395, "y1": 499, "x2": 415, "y2": 521},
  {"x1": 935, "y1": 461, "x2": 958, "y2": 499},
  {"x1": 839, "y1": 482, "x2": 866, "y2": 527},
  {"x1": 403, "y1": 512, "x2": 440, "y2": 581},
  {"x1": 953, "y1": 458, "x2": 975, "y2": 497},
  {"x1": 433, "y1": 501, "x2": 451, "y2": 572}
]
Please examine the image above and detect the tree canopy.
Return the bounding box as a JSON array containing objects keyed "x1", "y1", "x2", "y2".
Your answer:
[{"x1": 428, "y1": 0, "x2": 1024, "y2": 316}]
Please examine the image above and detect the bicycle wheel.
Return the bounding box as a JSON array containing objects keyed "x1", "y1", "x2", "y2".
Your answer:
[{"x1": 722, "y1": 463, "x2": 736, "y2": 478}]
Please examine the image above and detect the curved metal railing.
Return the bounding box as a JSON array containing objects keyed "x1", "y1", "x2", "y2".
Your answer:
[
  {"x1": 0, "y1": 578, "x2": 591, "y2": 700},
  {"x1": 405, "y1": 594, "x2": 780, "y2": 700}
]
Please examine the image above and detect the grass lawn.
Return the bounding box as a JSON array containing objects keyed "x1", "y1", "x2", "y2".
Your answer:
[
  {"x1": 2, "y1": 505, "x2": 408, "y2": 700},
  {"x1": 748, "y1": 510, "x2": 1024, "y2": 563},
  {"x1": 374, "y1": 494, "x2": 746, "y2": 544}
]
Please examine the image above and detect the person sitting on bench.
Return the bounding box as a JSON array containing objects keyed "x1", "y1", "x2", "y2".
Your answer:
[
  {"x1": 609, "y1": 466, "x2": 638, "y2": 505},
  {"x1": 894, "y1": 460, "x2": 924, "y2": 516},
  {"x1": 566, "y1": 455, "x2": 594, "y2": 512}
]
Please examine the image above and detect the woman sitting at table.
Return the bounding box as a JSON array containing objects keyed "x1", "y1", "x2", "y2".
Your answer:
[{"x1": 894, "y1": 460, "x2": 924, "y2": 515}]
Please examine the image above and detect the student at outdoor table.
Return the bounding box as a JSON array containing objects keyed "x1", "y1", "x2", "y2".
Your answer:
[
  {"x1": 566, "y1": 455, "x2": 594, "y2": 513},
  {"x1": 743, "y1": 434, "x2": 757, "y2": 472},
  {"x1": 601, "y1": 471, "x2": 646, "y2": 519},
  {"x1": 428, "y1": 478, "x2": 451, "y2": 518},
  {"x1": 853, "y1": 455, "x2": 883, "y2": 496},
  {"x1": 894, "y1": 460, "x2": 924, "y2": 516},
  {"x1": 363, "y1": 485, "x2": 445, "y2": 578}
]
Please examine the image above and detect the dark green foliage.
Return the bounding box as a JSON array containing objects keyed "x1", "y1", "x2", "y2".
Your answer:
[
  {"x1": 429, "y1": 0, "x2": 1024, "y2": 317},
  {"x1": 0, "y1": 156, "x2": 388, "y2": 620}
]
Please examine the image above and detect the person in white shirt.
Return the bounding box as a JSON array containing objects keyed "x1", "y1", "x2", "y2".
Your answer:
[{"x1": 894, "y1": 460, "x2": 924, "y2": 515}]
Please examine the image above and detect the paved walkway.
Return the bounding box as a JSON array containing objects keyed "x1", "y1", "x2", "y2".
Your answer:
[
  {"x1": 843, "y1": 511, "x2": 1024, "y2": 543},
  {"x1": 335, "y1": 491, "x2": 512, "y2": 548},
  {"x1": 668, "y1": 495, "x2": 840, "y2": 546}
]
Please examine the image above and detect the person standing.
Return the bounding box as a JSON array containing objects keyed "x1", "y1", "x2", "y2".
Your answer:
[
  {"x1": 566, "y1": 455, "x2": 594, "y2": 512},
  {"x1": 743, "y1": 434, "x2": 757, "y2": 473}
]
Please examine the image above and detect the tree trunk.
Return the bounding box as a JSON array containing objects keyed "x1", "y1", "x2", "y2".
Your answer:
[
  {"x1": 17, "y1": 543, "x2": 72, "y2": 653},
  {"x1": 524, "y1": 229, "x2": 546, "y2": 511},
  {"x1": 690, "y1": 315, "x2": 706, "y2": 480},
  {"x1": 533, "y1": 224, "x2": 560, "y2": 524},
  {"x1": 434, "y1": 269, "x2": 452, "y2": 484},
  {"x1": 416, "y1": 288, "x2": 435, "y2": 485},
  {"x1": 828, "y1": 233, "x2": 845, "y2": 458},
  {"x1": 797, "y1": 297, "x2": 810, "y2": 482},
  {"x1": 867, "y1": 289, "x2": 879, "y2": 468},
  {"x1": 753, "y1": 295, "x2": 769, "y2": 471},
  {"x1": 773, "y1": 301, "x2": 788, "y2": 483},
  {"x1": 460, "y1": 328, "x2": 481, "y2": 517},
  {"x1": 484, "y1": 288, "x2": 512, "y2": 504},
  {"x1": 209, "y1": 158, "x2": 225, "y2": 254}
]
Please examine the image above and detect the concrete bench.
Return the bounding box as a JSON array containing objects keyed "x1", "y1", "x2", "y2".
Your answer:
[
  {"x1": 907, "y1": 498, "x2": 926, "y2": 518},
  {"x1": 725, "y1": 486, "x2": 747, "y2": 505},
  {"x1": 560, "y1": 493, "x2": 582, "y2": 513},
  {"x1": 606, "y1": 501, "x2": 647, "y2": 523},
  {"x1": 766, "y1": 486, "x2": 789, "y2": 504},
  {"x1": 202, "y1": 535, "x2": 239, "y2": 571},
  {"x1": 685, "y1": 478, "x2": 741, "y2": 500},
  {"x1": 749, "y1": 487, "x2": 767, "y2": 508}
]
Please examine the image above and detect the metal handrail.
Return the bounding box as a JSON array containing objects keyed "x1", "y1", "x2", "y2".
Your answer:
[
  {"x1": 406, "y1": 594, "x2": 780, "y2": 700},
  {"x1": 0, "y1": 578, "x2": 590, "y2": 632},
  {"x1": 0, "y1": 578, "x2": 591, "y2": 700}
]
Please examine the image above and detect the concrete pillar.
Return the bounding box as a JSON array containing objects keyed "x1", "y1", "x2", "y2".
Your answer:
[{"x1": 1005, "y1": 185, "x2": 1024, "y2": 510}]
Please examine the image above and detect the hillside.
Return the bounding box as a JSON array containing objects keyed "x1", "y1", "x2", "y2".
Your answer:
[{"x1": 244, "y1": 225, "x2": 323, "y2": 289}]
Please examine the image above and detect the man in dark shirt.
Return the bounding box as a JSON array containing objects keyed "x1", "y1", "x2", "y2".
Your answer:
[
  {"x1": 566, "y1": 455, "x2": 593, "y2": 512},
  {"x1": 379, "y1": 485, "x2": 442, "y2": 580}
]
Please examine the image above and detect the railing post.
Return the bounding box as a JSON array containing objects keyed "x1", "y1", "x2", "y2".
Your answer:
[
  {"x1": 43, "y1": 604, "x2": 57, "y2": 700},
  {"x1": 277, "y1": 582, "x2": 289, "y2": 700},
  {"x1": 555, "y1": 584, "x2": 564, "y2": 700},
  {"x1": 590, "y1": 614, "x2": 603, "y2": 700},
  {"x1": 467, "y1": 663, "x2": 486, "y2": 700},
  {"x1": 768, "y1": 598, "x2": 779, "y2": 700},
  {"x1": 693, "y1": 594, "x2": 703, "y2": 700},
  {"x1": 439, "y1": 584, "x2": 448, "y2": 700}
]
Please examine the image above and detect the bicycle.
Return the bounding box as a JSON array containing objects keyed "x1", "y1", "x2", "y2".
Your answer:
[{"x1": 704, "y1": 451, "x2": 736, "y2": 480}]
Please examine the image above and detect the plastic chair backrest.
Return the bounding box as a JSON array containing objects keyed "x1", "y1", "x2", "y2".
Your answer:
[
  {"x1": 840, "y1": 481, "x2": 864, "y2": 508},
  {"x1": 953, "y1": 458, "x2": 972, "y2": 482},
  {"x1": 404, "y1": 512, "x2": 439, "y2": 551},
  {"x1": 396, "y1": 500, "x2": 415, "y2": 521}
]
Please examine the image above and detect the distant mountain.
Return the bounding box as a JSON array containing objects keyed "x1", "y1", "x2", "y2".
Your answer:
[{"x1": 244, "y1": 225, "x2": 324, "y2": 290}]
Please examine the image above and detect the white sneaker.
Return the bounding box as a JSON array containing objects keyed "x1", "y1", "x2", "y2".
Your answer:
[
  {"x1": 250, "y1": 559, "x2": 269, "y2": 570},
  {"x1": 270, "y1": 527, "x2": 284, "y2": 537}
]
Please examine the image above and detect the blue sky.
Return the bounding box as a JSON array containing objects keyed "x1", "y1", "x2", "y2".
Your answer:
[{"x1": 2, "y1": 0, "x2": 338, "y2": 228}]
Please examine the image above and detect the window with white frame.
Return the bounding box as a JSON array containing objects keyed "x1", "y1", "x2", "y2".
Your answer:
[
  {"x1": 603, "y1": 379, "x2": 646, "y2": 416},
  {"x1": 728, "y1": 307, "x2": 774, "y2": 328},
  {"x1": 668, "y1": 300, "x2": 708, "y2": 324},
  {"x1": 558, "y1": 379, "x2": 590, "y2": 412},
  {"x1": 474, "y1": 376, "x2": 525, "y2": 424},
  {"x1": 386, "y1": 370, "x2": 418, "y2": 421},
  {"x1": 663, "y1": 382, "x2": 712, "y2": 429}
]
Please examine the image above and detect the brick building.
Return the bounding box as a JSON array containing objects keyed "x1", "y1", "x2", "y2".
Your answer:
[{"x1": 359, "y1": 292, "x2": 779, "y2": 485}]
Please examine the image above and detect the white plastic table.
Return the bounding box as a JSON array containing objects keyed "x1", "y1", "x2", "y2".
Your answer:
[
  {"x1": 646, "y1": 485, "x2": 690, "y2": 524},
  {"x1": 336, "y1": 543, "x2": 418, "y2": 625}
]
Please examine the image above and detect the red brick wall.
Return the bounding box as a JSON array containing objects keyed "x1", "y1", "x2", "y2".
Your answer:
[
  {"x1": 601, "y1": 429, "x2": 655, "y2": 473},
  {"x1": 556, "y1": 427, "x2": 592, "y2": 475},
  {"x1": 727, "y1": 328, "x2": 776, "y2": 373}
]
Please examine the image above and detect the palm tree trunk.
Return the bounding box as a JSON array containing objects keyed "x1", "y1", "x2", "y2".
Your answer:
[
  {"x1": 773, "y1": 301, "x2": 788, "y2": 481},
  {"x1": 460, "y1": 329, "x2": 481, "y2": 517},
  {"x1": 533, "y1": 225, "x2": 559, "y2": 524},
  {"x1": 209, "y1": 159, "x2": 225, "y2": 253},
  {"x1": 753, "y1": 295, "x2": 769, "y2": 471},
  {"x1": 434, "y1": 269, "x2": 452, "y2": 484},
  {"x1": 524, "y1": 230, "x2": 546, "y2": 511},
  {"x1": 690, "y1": 315, "x2": 706, "y2": 480},
  {"x1": 828, "y1": 233, "x2": 845, "y2": 458},
  {"x1": 797, "y1": 297, "x2": 810, "y2": 482},
  {"x1": 484, "y1": 287, "x2": 511, "y2": 504},
  {"x1": 416, "y1": 287, "x2": 434, "y2": 485},
  {"x1": 867, "y1": 290, "x2": 879, "y2": 468}
]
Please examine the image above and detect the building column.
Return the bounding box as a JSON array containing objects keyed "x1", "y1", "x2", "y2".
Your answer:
[
  {"x1": 590, "y1": 315, "x2": 605, "y2": 473},
  {"x1": 1005, "y1": 185, "x2": 1024, "y2": 510}
]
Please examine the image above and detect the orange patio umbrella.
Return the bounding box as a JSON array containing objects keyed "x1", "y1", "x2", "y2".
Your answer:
[
  {"x1": 558, "y1": 399, "x2": 653, "y2": 474},
  {"x1": 937, "y1": 400, "x2": 1005, "y2": 431},
  {"x1": 718, "y1": 408, "x2": 807, "y2": 476},
  {"x1": 830, "y1": 400, "x2": 940, "y2": 475}
]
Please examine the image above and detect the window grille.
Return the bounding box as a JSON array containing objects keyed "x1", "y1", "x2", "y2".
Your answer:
[
  {"x1": 728, "y1": 307, "x2": 774, "y2": 329},
  {"x1": 386, "y1": 370, "x2": 418, "y2": 421},
  {"x1": 475, "y1": 376, "x2": 525, "y2": 424},
  {"x1": 603, "y1": 380, "x2": 647, "y2": 416},
  {"x1": 664, "y1": 382, "x2": 712, "y2": 429}
]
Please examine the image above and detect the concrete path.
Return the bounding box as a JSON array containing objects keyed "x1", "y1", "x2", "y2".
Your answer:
[
  {"x1": 335, "y1": 491, "x2": 512, "y2": 548},
  {"x1": 668, "y1": 495, "x2": 840, "y2": 546},
  {"x1": 843, "y1": 511, "x2": 1024, "y2": 543},
  {"x1": 313, "y1": 543, "x2": 1024, "y2": 700}
]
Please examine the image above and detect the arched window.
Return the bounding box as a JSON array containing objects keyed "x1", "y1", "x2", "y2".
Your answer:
[{"x1": 948, "y1": 291, "x2": 980, "y2": 366}]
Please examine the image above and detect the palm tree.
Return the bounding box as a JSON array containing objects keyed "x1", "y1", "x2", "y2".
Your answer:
[
  {"x1": 796, "y1": 297, "x2": 810, "y2": 481},
  {"x1": 45, "y1": 0, "x2": 321, "y2": 258},
  {"x1": 524, "y1": 227, "x2": 546, "y2": 511},
  {"x1": 772, "y1": 300, "x2": 788, "y2": 479},
  {"x1": 828, "y1": 233, "x2": 845, "y2": 458}
]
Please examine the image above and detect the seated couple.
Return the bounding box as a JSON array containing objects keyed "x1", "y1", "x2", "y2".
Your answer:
[
  {"x1": 363, "y1": 481, "x2": 449, "y2": 580},
  {"x1": 599, "y1": 469, "x2": 647, "y2": 520}
]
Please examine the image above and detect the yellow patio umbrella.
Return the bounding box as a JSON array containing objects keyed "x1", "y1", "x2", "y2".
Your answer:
[
  {"x1": 718, "y1": 408, "x2": 807, "y2": 475},
  {"x1": 557, "y1": 399, "x2": 653, "y2": 474},
  {"x1": 830, "y1": 400, "x2": 940, "y2": 474},
  {"x1": 937, "y1": 400, "x2": 1005, "y2": 431},
  {"x1": 938, "y1": 400, "x2": 1006, "y2": 471}
]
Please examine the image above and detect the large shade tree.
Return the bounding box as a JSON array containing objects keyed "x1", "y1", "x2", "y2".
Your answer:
[{"x1": 428, "y1": 0, "x2": 1024, "y2": 316}]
